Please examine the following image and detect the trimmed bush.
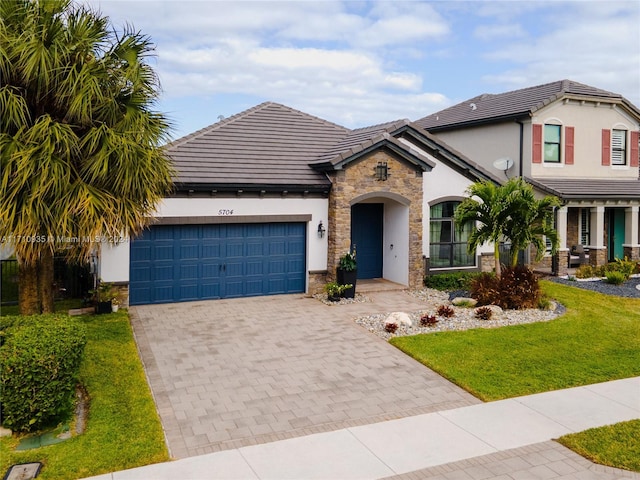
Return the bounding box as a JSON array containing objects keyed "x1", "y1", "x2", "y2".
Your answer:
[
  {"x1": 424, "y1": 272, "x2": 480, "y2": 291},
  {"x1": 0, "y1": 314, "x2": 86, "y2": 432},
  {"x1": 605, "y1": 271, "x2": 627, "y2": 285},
  {"x1": 470, "y1": 266, "x2": 540, "y2": 309}
]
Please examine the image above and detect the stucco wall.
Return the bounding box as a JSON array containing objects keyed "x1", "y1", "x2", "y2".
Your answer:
[
  {"x1": 99, "y1": 195, "x2": 329, "y2": 285},
  {"x1": 531, "y1": 100, "x2": 640, "y2": 179},
  {"x1": 431, "y1": 122, "x2": 523, "y2": 177}
]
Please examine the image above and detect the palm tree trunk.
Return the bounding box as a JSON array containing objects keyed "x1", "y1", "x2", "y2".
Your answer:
[
  {"x1": 18, "y1": 256, "x2": 40, "y2": 315},
  {"x1": 494, "y1": 242, "x2": 502, "y2": 278},
  {"x1": 39, "y1": 249, "x2": 55, "y2": 313}
]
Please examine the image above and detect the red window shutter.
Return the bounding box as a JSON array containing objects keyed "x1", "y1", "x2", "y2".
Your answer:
[
  {"x1": 565, "y1": 126, "x2": 575, "y2": 165},
  {"x1": 602, "y1": 129, "x2": 611, "y2": 166},
  {"x1": 532, "y1": 124, "x2": 542, "y2": 163},
  {"x1": 631, "y1": 131, "x2": 639, "y2": 168}
]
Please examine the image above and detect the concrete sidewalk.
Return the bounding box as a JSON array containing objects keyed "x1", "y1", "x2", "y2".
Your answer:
[{"x1": 86, "y1": 377, "x2": 640, "y2": 480}]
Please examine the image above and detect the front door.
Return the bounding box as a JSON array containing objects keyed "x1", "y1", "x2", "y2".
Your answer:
[
  {"x1": 351, "y1": 203, "x2": 383, "y2": 279},
  {"x1": 608, "y1": 209, "x2": 625, "y2": 261}
]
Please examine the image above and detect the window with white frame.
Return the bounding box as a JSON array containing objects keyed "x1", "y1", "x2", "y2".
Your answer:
[
  {"x1": 544, "y1": 124, "x2": 561, "y2": 163},
  {"x1": 579, "y1": 208, "x2": 590, "y2": 245},
  {"x1": 612, "y1": 129, "x2": 627, "y2": 165}
]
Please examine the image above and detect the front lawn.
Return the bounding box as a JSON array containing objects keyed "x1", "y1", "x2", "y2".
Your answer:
[
  {"x1": 390, "y1": 280, "x2": 640, "y2": 401},
  {"x1": 390, "y1": 281, "x2": 640, "y2": 473},
  {"x1": 0, "y1": 311, "x2": 169, "y2": 479},
  {"x1": 558, "y1": 420, "x2": 640, "y2": 473}
]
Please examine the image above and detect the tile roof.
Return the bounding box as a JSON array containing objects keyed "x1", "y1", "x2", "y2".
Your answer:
[
  {"x1": 166, "y1": 102, "x2": 499, "y2": 192},
  {"x1": 167, "y1": 102, "x2": 348, "y2": 191},
  {"x1": 311, "y1": 119, "x2": 415, "y2": 167},
  {"x1": 526, "y1": 177, "x2": 640, "y2": 200},
  {"x1": 415, "y1": 80, "x2": 640, "y2": 131}
]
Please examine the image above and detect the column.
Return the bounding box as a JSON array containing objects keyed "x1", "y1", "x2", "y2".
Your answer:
[
  {"x1": 556, "y1": 206, "x2": 569, "y2": 275},
  {"x1": 623, "y1": 206, "x2": 639, "y2": 261},
  {"x1": 589, "y1": 206, "x2": 606, "y2": 266}
]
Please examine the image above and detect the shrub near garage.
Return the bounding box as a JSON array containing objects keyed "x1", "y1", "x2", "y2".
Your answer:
[{"x1": 0, "y1": 315, "x2": 86, "y2": 432}]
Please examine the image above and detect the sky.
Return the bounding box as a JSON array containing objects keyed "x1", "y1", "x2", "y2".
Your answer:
[{"x1": 85, "y1": 0, "x2": 640, "y2": 141}]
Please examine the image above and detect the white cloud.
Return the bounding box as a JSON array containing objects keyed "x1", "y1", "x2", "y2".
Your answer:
[
  {"x1": 480, "y1": 3, "x2": 640, "y2": 105},
  {"x1": 473, "y1": 24, "x2": 526, "y2": 41}
]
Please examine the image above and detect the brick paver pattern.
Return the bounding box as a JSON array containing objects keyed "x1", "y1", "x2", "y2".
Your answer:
[
  {"x1": 383, "y1": 440, "x2": 640, "y2": 480},
  {"x1": 131, "y1": 291, "x2": 480, "y2": 458}
]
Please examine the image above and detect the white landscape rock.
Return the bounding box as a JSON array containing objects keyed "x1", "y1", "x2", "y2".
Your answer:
[
  {"x1": 452, "y1": 297, "x2": 477, "y2": 307},
  {"x1": 385, "y1": 311, "x2": 413, "y2": 328}
]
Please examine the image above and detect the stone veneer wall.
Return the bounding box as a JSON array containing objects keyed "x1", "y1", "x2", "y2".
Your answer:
[
  {"x1": 623, "y1": 246, "x2": 640, "y2": 262},
  {"x1": 566, "y1": 209, "x2": 579, "y2": 248},
  {"x1": 308, "y1": 271, "x2": 328, "y2": 296},
  {"x1": 326, "y1": 151, "x2": 424, "y2": 289}
]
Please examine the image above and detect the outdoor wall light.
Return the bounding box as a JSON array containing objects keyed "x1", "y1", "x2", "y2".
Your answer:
[
  {"x1": 317, "y1": 221, "x2": 326, "y2": 238},
  {"x1": 375, "y1": 161, "x2": 388, "y2": 181}
]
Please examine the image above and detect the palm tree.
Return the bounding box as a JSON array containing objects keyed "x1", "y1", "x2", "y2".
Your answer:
[
  {"x1": 453, "y1": 180, "x2": 517, "y2": 278},
  {"x1": 0, "y1": 0, "x2": 173, "y2": 314},
  {"x1": 503, "y1": 179, "x2": 560, "y2": 267},
  {"x1": 453, "y1": 178, "x2": 560, "y2": 277}
]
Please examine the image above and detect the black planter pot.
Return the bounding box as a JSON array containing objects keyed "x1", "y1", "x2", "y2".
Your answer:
[
  {"x1": 96, "y1": 301, "x2": 112, "y2": 314},
  {"x1": 337, "y1": 268, "x2": 357, "y2": 299}
]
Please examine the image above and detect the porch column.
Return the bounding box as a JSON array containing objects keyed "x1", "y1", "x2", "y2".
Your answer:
[
  {"x1": 589, "y1": 206, "x2": 606, "y2": 266},
  {"x1": 623, "y1": 205, "x2": 640, "y2": 261},
  {"x1": 556, "y1": 206, "x2": 569, "y2": 275}
]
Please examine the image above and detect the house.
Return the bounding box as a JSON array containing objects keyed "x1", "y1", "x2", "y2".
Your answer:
[
  {"x1": 416, "y1": 80, "x2": 640, "y2": 274},
  {"x1": 99, "y1": 80, "x2": 640, "y2": 305},
  {"x1": 99, "y1": 102, "x2": 500, "y2": 305}
]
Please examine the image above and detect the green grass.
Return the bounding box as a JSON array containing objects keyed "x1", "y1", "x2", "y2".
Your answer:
[
  {"x1": 557, "y1": 420, "x2": 640, "y2": 473},
  {"x1": 0, "y1": 299, "x2": 85, "y2": 317},
  {"x1": 390, "y1": 280, "x2": 640, "y2": 472},
  {"x1": 0, "y1": 310, "x2": 169, "y2": 479},
  {"x1": 390, "y1": 281, "x2": 640, "y2": 401}
]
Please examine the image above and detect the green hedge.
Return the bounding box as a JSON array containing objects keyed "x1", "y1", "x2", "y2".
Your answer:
[
  {"x1": 424, "y1": 271, "x2": 481, "y2": 291},
  {"x1": 0, "y1": 314, "x2": 86, "y2": 432}
]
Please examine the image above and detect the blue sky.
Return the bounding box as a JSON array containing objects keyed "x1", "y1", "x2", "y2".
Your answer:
[{"x1": 86, "y1": 0, "x2": 640, "y2": 140}]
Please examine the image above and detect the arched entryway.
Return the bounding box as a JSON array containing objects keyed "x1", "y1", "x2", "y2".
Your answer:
[{"x1": 350, "y1": 193, "x2": 410, "y2": 286}]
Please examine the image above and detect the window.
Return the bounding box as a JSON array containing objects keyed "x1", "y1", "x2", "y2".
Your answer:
[
  {"x1": 429, "y1": 201, "x2": 475, "y2": 268},
  {"x1": 544, "y1": 124, "x2": 561, "y2": 163},
  {"x1": 612, "y1": 129, "x2": 627, "y2": 165},
  {"x1": 579, "y1": 208, "x2": 590, "y2": 245}
]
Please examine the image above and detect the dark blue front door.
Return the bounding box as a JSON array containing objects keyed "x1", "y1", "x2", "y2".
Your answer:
[
  {"x1": 351, "y1": 203, "x2": 383, "y2": 279},
  {"x1": 129, "y1": 223, "x2": 306, "y2": 305}
]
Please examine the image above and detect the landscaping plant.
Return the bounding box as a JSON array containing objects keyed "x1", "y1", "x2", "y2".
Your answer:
[
  {"x1": 419, "y1": 314, "x2": 438, "y2": 327},
  {"x1": 436, "y1": 305, "x2": 455, "y2": 318},
  {"x1": 474, "y1": 306, "x2": 493, "y2": 320},
  {"x1": 0, "y1": 315, "x2": 86, "y2": 432},
  {"x1": 470, "y1": 266, "x2": 540, "y2": 309}
]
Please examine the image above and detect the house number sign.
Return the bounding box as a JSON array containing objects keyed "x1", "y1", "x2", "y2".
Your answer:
[{"x1": 218, "y1": 209, "x2": 234, "y2": 216}]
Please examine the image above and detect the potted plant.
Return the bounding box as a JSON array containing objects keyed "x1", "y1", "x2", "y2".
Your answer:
[
  {"x1": 337, "y1": 249, "x2": 357, "y2": 298},
  {"x1": 92, "y1": 281, "x2": 114, "y2": 314},
  {"x1": 324, "y1": 282, "x2": 353, "y2": 302}
]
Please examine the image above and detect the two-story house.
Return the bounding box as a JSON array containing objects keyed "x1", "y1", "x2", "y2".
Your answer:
[{"x1": 416, "y1": 80, "x2": 640, "y2": 274}]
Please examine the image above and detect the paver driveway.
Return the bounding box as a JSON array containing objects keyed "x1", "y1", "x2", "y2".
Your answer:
[{"x1": 131, "y1": 291, "x2": 480, "y2": 459}]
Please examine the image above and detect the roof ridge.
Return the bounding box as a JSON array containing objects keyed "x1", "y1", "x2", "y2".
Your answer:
[
  {"x1": 350, "y1": 118, "x2": 411, "y2": 133},
  {"x1": 268, "y1": 102, "x2": 349, "y2": 133},
  {"x1": 166, "y1": 102, "x2": 276, "y2": 149}
]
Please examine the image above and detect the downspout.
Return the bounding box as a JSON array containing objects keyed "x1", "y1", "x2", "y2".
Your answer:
[{"x1": 516, "y1": 119, "x2": 524, "y2": 178}]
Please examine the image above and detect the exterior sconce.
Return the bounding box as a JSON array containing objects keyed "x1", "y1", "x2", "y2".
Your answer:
[
  {"x1": 375, "y1": 162, "x2": 388, "y2": 181},
  {"x1": 317, "y1": 221, "x2": 326, "y2": 238}
]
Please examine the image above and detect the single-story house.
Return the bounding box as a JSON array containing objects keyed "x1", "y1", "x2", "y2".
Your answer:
[{"x1": 99, "y1": 102, "x2": 502, "y2": 305}]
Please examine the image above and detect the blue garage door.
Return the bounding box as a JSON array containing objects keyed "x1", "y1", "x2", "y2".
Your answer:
[{"x1": 129, "y1": 223, "x2": 306, "y2": 305}]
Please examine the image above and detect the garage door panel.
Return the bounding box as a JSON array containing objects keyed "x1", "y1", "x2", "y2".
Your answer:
[
  {"x1": 179, "y1": 244, "x2": 199, "y2": 260},
  {"x1": 129, "y1": 222, "x2": 306, "y2": 305}
]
